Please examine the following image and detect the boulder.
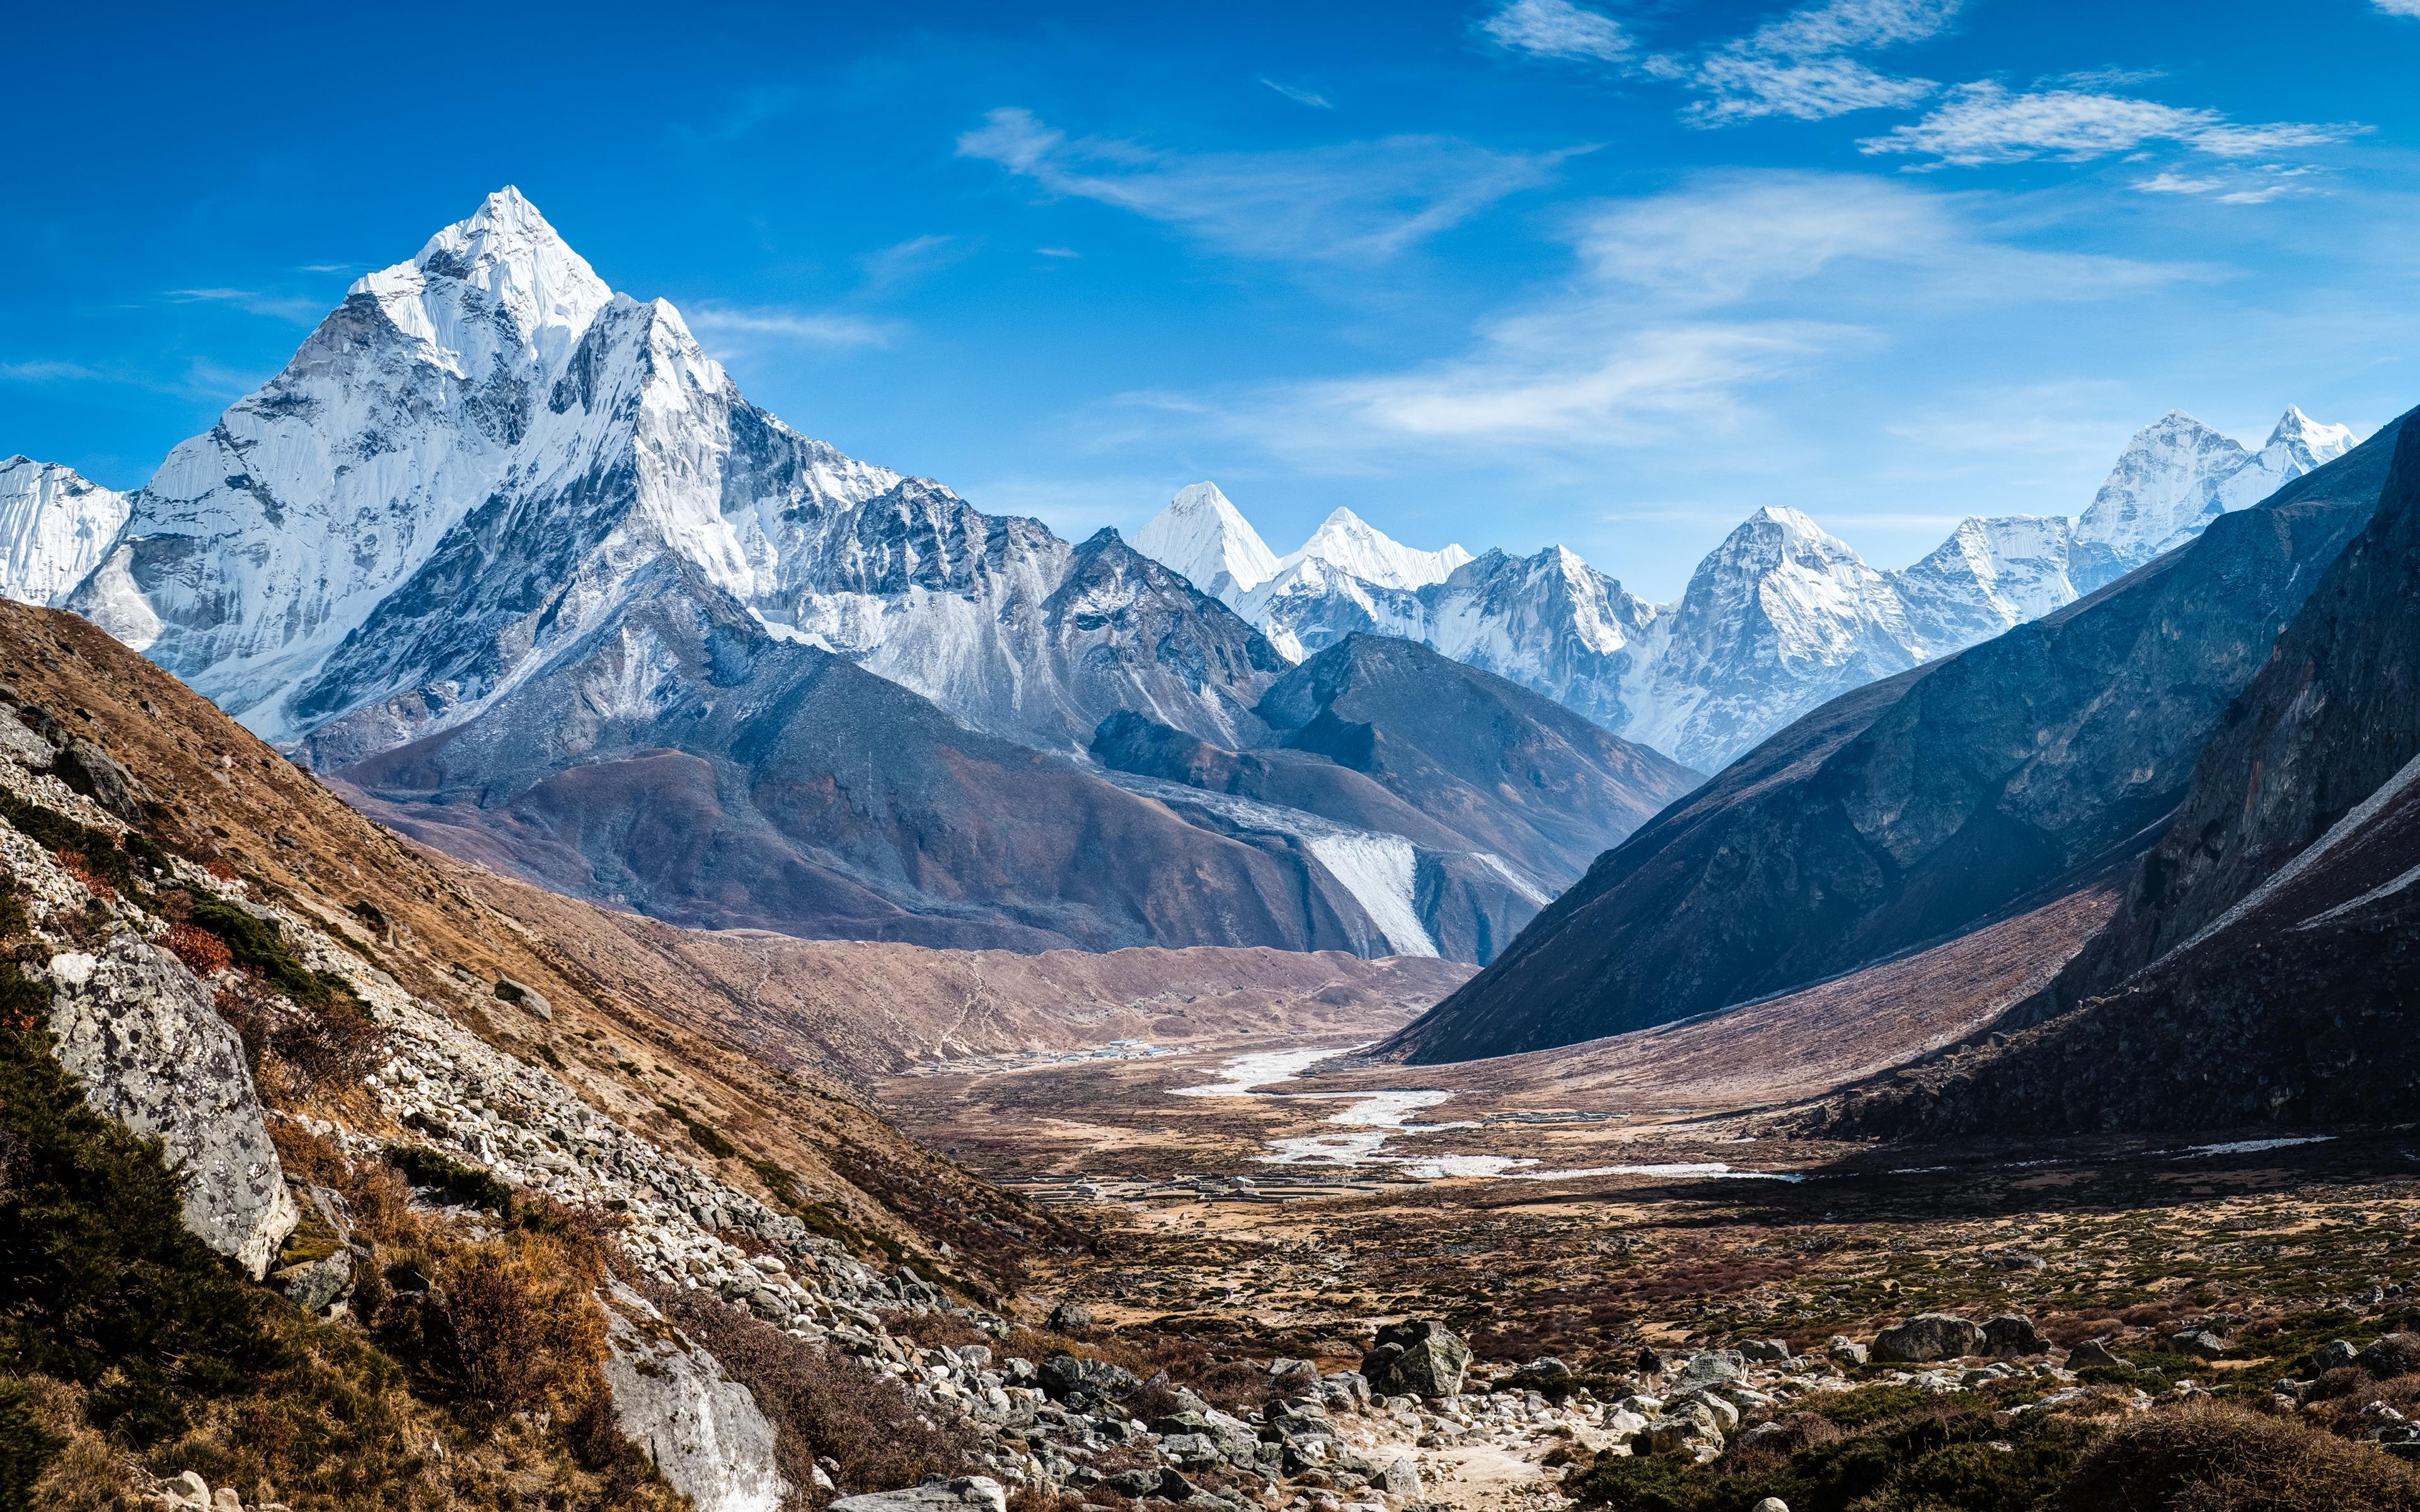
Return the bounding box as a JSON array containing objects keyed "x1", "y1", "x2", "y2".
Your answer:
[
  {"x1": 1320, "y1": 1370, "x2": 1373, "y2": 1413},
  {"x1": 831, "y1": 1479, "x2": 1010, "y2": 1512},
  {"x1": 1506, "y1": 1357, "x2": 1573, "y2": 1388},
  {"x1": 41, "y1": 936, "x2": 297, "y2": 1277},
  {"x1": 2066, "y1": 1338, "x2": 2124, "y2": 1370},
  {"x1": 272, "y1": 1247, "x2": 354, "y2": 1312},
  {"x1": 1375, "y1": 1457, "x2": 1422, "y2": 1497},
  {"x1": 1983, "y1": 1315, "x2": 2046, "y2": 1359},
  {"x1": 1048, "y1": 1297, "x2": 1093, "y2": 1331},
  {"x1": 2315, "y1": 1339, "x2": 2358, "y2": 1373},
  {"x1": 2358, "y1": 1334, "x2": 2420, "y2": 1377},
  {"x1": 1038, "y1": 1353, "x2": 1139, "y2": 1402},
  {"x1": 492, "y1": 975, "x2": 551, "y2": 1021},
  {"x1": 1676, "y1": 1349, "x2": 1746, "y2": 1389},
  {"x1": 1752, "y1": 1499, "x2": 1792, "y2": 1512},
  {"x1": 1361, "y1": 1320, "x2": 1471, "y2": 1399},
  {"x1": 54, "y1": 736, "x2": 147, "y2": 824},
  {"x1": 603, "y1": 1283, "x2": 787, "y2": 1512},
  {"x1": 2166, "y1": 1329, "x2": 2228, "y2": 1361},
  {"x1": 1872, "y1": 1314, "x2": 1984, "y2": 1364},
  {"x1": 1827, "y1": 1337, "x2": 1869, "y2": 1366},
  {"x1": 1737, "y1": 1339, "x2": 1792, "y2": 1363}
]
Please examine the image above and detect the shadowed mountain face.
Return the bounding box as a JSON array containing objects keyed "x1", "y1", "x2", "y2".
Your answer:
[
  {"x1": 338, "y1": 560, "x2": 1366, "y2": 954},
  {"x1": 1090, "y1": 635, "x2": 1701, "y2": 965},
  {"x1": 1836, "y1": 415, "x2": 2420, "y2": 1138},
  {"x1": 1381, "y1": 414, "x2": 2411, "y2": 1066}
]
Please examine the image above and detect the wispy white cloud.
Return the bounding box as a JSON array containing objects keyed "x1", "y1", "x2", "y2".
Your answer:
[
  {"x1": 685, "y1": 304, "x2": 896, "y2": 348},
  {"x1": 1482, "y1": 0, "x2": 1634, "y2": 63},
  {"x1": 1687, "y1": 0, "x2": 1962, "y2": 123},
  {"x1": 1258, "y1": 74, "x2": 1334, "y2": 109},
  {"x1": 861, "y1": 234, "x2": 965, "y2": 290},
  {"x1": 1035, "y1": 246, "x2": 1083, "y2": 259},
  {"x1": 2377, "y1": 0, "x2": 2420, "y2": 17},
  {"x1": 2135, "y1": 164, "x2": 2325, "y2": 205},
  {"x1": 0, "y1": 360, "x2": 108, "y2": 385},
  {"x1": 956, "y1": 107, "x2": 1576, "y2": 263},
  {"x1": 165, "y1": 286, "x2": 327, "y2": 323},
  {"x1": 1128, "y1": 173, "x2": 2196, "y2": 463},
  {"x1": 1861, "y1": 83, "x2": 2365, "y2": 166}
]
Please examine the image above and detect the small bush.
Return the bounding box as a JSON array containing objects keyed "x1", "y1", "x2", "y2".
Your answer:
[
  {"x1": 163, "y1": 922, "x2": 233, "y2": 978},
  {"x1": 385, "y1": 1145, "x2": 516, "y2": 1215},
  {"x1": 659, "y1": 1101, "x2": 737, "y2": 1160},
  {"x1": 645, "y1": 1280, "x2": 982, "y2": 1506},
  {"x1": 2059, "y1": 1400, "x2": 2420, "y2": 1511}
]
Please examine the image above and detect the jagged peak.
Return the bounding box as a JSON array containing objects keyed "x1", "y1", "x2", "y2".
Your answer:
[
  {"x1": 2266, "y1": 404, "x2": 2360, "y2": 455},
  {"x1": 355, "y1": 186, "x2": 613, "y2": 369},
  {"x1": 1132, "y1": 481, "x2": 1280, "y2": 597},
  {"x1": 1284, "y1": 506, "x2": 1472, "y2": 590}
]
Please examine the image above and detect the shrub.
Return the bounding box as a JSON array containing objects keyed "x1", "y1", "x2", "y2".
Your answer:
[
  {"x1": 644, "y1": 1280, "x2": 982, "y2": 1506},
  {"x1": 0, "y1": 985, "x2": 284, "y2": 1450},
  {"x1": 384, "y1": 1145, "x2": 516, "y2": 1216},
  {"x1": 163, "y1": 923, "x2": 233, "y2": 978},
  {"x1": 2060, "y1": 1401, "x2": 2420, "y2": 1511}
]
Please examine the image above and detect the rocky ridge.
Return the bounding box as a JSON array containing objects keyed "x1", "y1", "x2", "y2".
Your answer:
[{"x1": 1138, "y1": 407, "x2": 2360, "y2": 772}]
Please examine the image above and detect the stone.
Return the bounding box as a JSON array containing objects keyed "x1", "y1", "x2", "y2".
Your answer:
[
  {"x1": 1994, "y1": 1251, "x2": 2048, "y2": 1271},
  {"x1": 2067, "y1": 1339, "x2": 2124, "y2": 1369},
  {"x1": 211, "y1": 1491, "x2": 242, "y2": 1512},
  {"x1": 1039, "y1": 1353, "x2": 1139, "y2": 1402},
  {"x1": 1372, "y1": 1457, "x2": 1422, "y2": 1498},
  {"x1": 1048, "y1": 1297, "x2": 1093, "y2": 1331},
  {"x1": 1737, "y1": 1339, "x2": 1792, "y2": 1363},
  {"x1": 1983, "y1": 1314, "x2": 2046, "y2": 1359},
  {"x1": 831, "y1": 1479, "x2": 1010, "y2": 1512},
  {"x1": 54, "y1": 736, "x2": 146, "y2": 823},
  {"x1": 1827, "y1": 1337, "x2": 1869, "y2": 1366},
  {"x1": 272, "y1": 1247, "x2": 354, "y2": 1312},
  {"x1": 42, "y1": 933, "x2": 297, "y2": 1277},
  {"x1": 2167, "y1": 1330, "x2": 2228, "y2": 1361},
  {"x1": 2358, "y1": 1335, "x2": 2420, "y2": 1378},
  {"x1": 1752, "y1": 1500, "x2": 1791, "y2": 1512},
  {"x1": 1872, "y1": 1314, "x2": 1985, "y2": 1364},
  {"x1": 492, "y1": 976, "x2": 551, "y2": 1021},
  {"x1": 2315, "y1": 1339, "x2": 2359, "y2": 1373},
  {"x1": 602, "y1": 1283, "x2": 787, "y2": 1512},
  {"x1": 1676, "y1": 1349, "x2": 1746, "y2": 1389},
  {"x1": 168, "y1": 1472, "x2": 212, "y2": 1508},
  {"x1": 0, "y1": 708, "x2": 55, "y2": 770},
  {"x1": 1320, "y1": 1370, "x2": 1373, "y2": 1413},
  {"x1": 1360, "y1": 1320, "x2": 1471, "y2": 1400}
]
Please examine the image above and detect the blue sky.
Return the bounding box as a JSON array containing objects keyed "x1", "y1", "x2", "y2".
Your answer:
[{"x1": 6, "y1": 1, "x2": 2418, "y2": 598}]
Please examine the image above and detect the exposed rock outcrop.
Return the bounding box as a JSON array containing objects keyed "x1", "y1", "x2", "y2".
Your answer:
[
  {"x1": 37, "y1": 932, "x2": 296, "y2": 1278},
  {"x1": 602, "y1": 1282, "x2": 787, "y2": 1512}
]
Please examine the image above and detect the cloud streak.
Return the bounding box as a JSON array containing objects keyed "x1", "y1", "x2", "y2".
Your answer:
[
  {"x1": 1258, "y1": 75, "x2": 1334, "y2": 109},
  {"x1": 1861, "y1": 83, "x2": 2365, "y2": 166},
  {"x1": 1686, "y1": 0, "x2": 1962, "y2": 123},
  {"x1": 956, "y1": 107, "x2": 1576, "y2": 263},
  {"x1": 1482, "y1": 0, "x2": 1634, "y2": 63},
  {"x1": 685, "y1": 304, "x2": 896, "y2": 348}
]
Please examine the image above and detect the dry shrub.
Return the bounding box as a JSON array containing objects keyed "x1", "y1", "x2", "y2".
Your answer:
[
  {"x1": 53, "y1": 853, "x2": 112, "y2": 903},
  {"x1": 645, "y1": 1281, "x2": 982, "y2": 1506},
  {"x1": 163, "y1": 922, "x2": 233, "y2": 977},
  {"x1": 379, "y1": 1233, "x2": 608, "y2": 1424},
  {"x1": 1722, "y1": 1412, "x2": 1843, "y2": 1474},
  {"x1": 885, "y1": 1311, "x2": 998, "y2": 1351},
  {"x1": 2059, "y1": 1400, "x2": 2420, "y2": 1512}
]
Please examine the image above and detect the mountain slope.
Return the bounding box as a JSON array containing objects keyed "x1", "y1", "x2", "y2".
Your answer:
[
  {"x1": 334, "y1": 556, "x2": 1363, "y2": 954},
  {"x1": 1838, "y1": 414, "x2": 2420, "y2": 1137},
  {"x1": 1380, "y1": 412, "x2": 2409, "y2": 1065},
  {"x1": 1091, "y1": 636, "x2": 1700, "y2": 963},
  {"x1": 68, "y1": 189, "x2": 1278, "y2": 769},
  {"x1": 0, "y1": 457, "x2": 130, "y2": 607}
]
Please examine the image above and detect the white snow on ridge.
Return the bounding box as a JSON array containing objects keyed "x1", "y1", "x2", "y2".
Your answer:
[
  {"x1": 1130, "y1": 482, "x2": 1279, "y2": 603},
  {"x1": 0, "y1": 458, "x2": 130, "y2": 608},
  {"x1": 1284, "y1": 507, "x2": 1471, "y2": 590},
  {"x1": 1301, "y1": 831, "x2": 1439, "y2": 959}
]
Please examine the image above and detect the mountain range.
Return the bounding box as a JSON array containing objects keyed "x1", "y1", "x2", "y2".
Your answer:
[
  {"x1": 1380, "y1": 408, "x2": 2409, "y2": 1063},
  {"x1": 1131, "y1": 406, "x2": 2360, "y2": 772},
  {"x1": 0, "y1": 188, "x2": 1692, "y2": 964}
]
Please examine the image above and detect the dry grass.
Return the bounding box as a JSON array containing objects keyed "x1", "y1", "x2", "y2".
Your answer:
[{"x1": 2060, "y1": 1401, "x2": 2420, "y2": 1511}]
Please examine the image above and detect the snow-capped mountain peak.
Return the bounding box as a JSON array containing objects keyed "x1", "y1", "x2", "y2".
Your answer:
[
  {"x1": 356, "y1": 185, "x2": 611, "y2": 377},
  {"x1": 1131, "y1": 481, "x2": 1279, "y2": 602},
  {"x1": 0, "y1": 457, "x2": 131, "y2": 608},
  {"x1": 1284, "y1": 506, "x2": 1472, "y2": 590},
  {"x1": 2263, "y1": 405, "x2": 2360, "y2": 471}
]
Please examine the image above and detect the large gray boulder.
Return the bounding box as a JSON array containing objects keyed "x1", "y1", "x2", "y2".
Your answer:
[
  {"x1": 41, "y1": 936, "x2": 297, "y2": 1278},
  {"x1": 1361, "y1": 1319, "x2": 1472, "y2": 1399},
  {"x1": 832, "y1": 1479, "x2": 1008, "y2": 1512},
  {"x1": 603, "y1": 1283, "x2": 787, "y2": 1512},
  {"x1": 1872, "y1": 1314, "x2": 1985, "y2": 1363},
  {"x1": 1983, "y1": 1314, "x2": 2046, "y2": 1358}
]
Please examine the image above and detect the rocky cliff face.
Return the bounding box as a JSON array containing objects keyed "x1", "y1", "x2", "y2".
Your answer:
[
  {"x1": 1831, "y1": 415, "x2": 2420, "y2": 1137},
  {"x1": 0, "y1": 458, "x2": 130, "y2": 609},
  {"x1": 1091, "y1": 636, "x2": 1698, "y2": 964},
  {"x1": 1380, "y1": 413, "x2": 2409, "y2": 1065}
]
